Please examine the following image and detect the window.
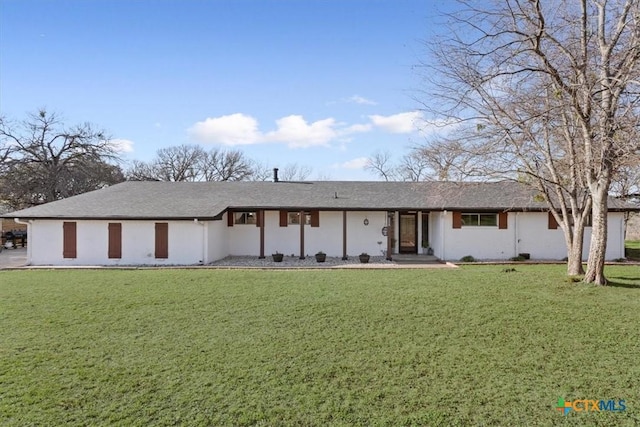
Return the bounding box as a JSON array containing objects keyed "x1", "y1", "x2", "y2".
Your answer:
[
  {"x1": 288, "y1": 212, "x2": 311, "y2": 225},
  {"x1": 279, "y1": 210, "x2": 319, "y2": 227},
  {"x1": 234, "y1": 212, "x2": 257, "y2": 225},
  {"x1": 461, "y1": 213, "x2": 498, "y2": 227}
]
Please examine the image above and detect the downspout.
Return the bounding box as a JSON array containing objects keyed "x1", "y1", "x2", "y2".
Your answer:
[
  {"x1": 514, "y1": 212, "x2": 519, "y2": 258},
  {"x1": 194, "y1": 219, "x2": 206, "y2": 265},
  {"x1": 441, "y1": 211, "x2": 446, "y2": 260},
  {"x1": 417, "y1": 211, "x2": 422, "y2": 254},
  {"x1": 14, "y1": 218, "x2": 32, "y2": 265},
  {"x1": 620, "y1": 214, "x2": 625, "y2": 260}
]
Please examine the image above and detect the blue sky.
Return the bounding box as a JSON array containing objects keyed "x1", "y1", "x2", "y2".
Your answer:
[{"x1": 1, "y1": 0, "x2": 455, "y2": 180}]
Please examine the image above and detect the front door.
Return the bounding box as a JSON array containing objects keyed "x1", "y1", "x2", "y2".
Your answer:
[{"x1": 399, "y1": 212, "x2": 417, "y2": 254}]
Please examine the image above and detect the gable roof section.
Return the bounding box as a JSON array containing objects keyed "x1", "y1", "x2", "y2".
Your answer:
[{"x1": 3, "y1": 180, "x2": 636, "y2": 220}]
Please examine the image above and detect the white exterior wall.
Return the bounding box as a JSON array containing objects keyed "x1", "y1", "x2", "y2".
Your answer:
[
  {"x1": 260, "y1": 210, "x2": 387, "y2": 258},
  {"x1": 432, "y1": 211, "x2": 515, "y2": 260},
  {"x1": 207, "y1": 218, "x2": 228, "y2": 262},
  {"x1": 345, "y1": 211, "x2": 388, "y2": 257},
  {"x1": 431, "y1": 211, "x2": 625, "y2": 261},
  {"x1": 25, "y1": 211, "x2": 626, "y2": 265},
  {"x1": 29, "y1": 219, "x2": 207, "y2": 266},
  {"x1": 516, "y1": 211, "x2": 625, "y2": 261},
  {"x1": 228, "y1": 214, "x2": 261, "y2": 256}
]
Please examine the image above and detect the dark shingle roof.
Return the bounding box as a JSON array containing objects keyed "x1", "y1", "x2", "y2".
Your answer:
[{"x1": 2, "y1": 180, "x2": 636, "y2": 220}]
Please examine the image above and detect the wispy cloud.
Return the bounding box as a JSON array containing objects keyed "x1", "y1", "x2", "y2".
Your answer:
[
  {"x1": 326, "y1": 94, "x2": 378, "y2": 106},
  {"x1": 347, "y1": 95, "x2": 377, "y2": 105},
  {"x1": 108, "y1": 138, "x2": 135, "y2": 153},
  {"x1": 369, "y1": 111, "x2": 424, "y2": 133},
  {"x1": 332, "y1": 157, "x2": 370, "y2": 170}
]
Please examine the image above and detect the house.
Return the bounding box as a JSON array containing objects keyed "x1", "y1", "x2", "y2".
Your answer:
[{"x1": 1, "y1": 180, "x2": 634, "y2": 266}]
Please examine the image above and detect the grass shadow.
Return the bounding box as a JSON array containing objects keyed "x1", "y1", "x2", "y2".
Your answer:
[{"x1": 605, "y1": 278, "x2": 640, "y2": 289}]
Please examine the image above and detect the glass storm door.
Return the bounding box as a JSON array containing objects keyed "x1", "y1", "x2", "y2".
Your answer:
[{"x1": 399, "y1": 212, "x2": 417, "y2": 254}]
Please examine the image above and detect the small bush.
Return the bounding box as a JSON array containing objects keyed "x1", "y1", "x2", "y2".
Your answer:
[
  {"x1": 613, "y1": 258, "x2": 627, "y2": 263},
  {"x1": 509, "y1": 256, "x2": 526, "y2": 262},
  {"x1": 460, "y1": 255, "x2": 476, "y2": 262}
]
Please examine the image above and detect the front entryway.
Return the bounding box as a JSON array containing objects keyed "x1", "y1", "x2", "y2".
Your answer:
[{"x1": 399, "y1": 212, "x2": 417, "y2": 254}]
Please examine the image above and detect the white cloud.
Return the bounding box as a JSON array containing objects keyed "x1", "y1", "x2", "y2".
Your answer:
[
  {"x1": 108, "y1": 138, "x2": 135, "y2": 153},
  {"x1": 341, "y1": 123, "x2": 372, "y2": 135},
  {"x1": 189, "y1": 110, "x2": 444, "y2": 149},
  {"x1": 347, "y1": 95, "x2": 377, "y2": 106},
  {"x1": 188, "y1": 113, "x2": 261, "y2": 145},
  {"x1": 332, "y1": 157, "x2": 370, "y2": 170},
  {"x1": 369, "y1": 111, "x2": 424, "y2": 133},
  {"x1": 265, "y1": 115, "x2": 337, "y2": 148}
]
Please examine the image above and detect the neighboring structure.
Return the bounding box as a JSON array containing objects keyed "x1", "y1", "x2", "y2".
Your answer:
[
  {"x1": 626, "y1": 212, "x2": 640, "y2": 240},
  {"x1": 1, "y1": 180, "x2": 635, "y2": 266}
]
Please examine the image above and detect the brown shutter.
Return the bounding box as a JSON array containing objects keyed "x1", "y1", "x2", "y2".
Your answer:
[
  {"x1": 227, "y1": 211, "x2": 234, "y2": 227},
  {"x1": 279, "y1": 210, "x2": 288, "y2": 227},
  {"x1": 63, "y1": 222, "x2": 77, "y2": 258},
  {"x1": 155, "y1": 223, "x2": 168, "y2": 259},
  {"x1": 256, "y1": 210, "x2": 262, "y2": 227},
  {"x1": 548, "y1": 212, "x2": 559, "y2": 229},
  {"x1": 452, "y1": 211, "x2": 462, "y2": 229},
  {"x1": 498, "y1": 212, "x2": 508, "y2": 229},
  {"x1": 108, "y1": 223, "x2": 122, "y2": 258},
  {"x1": 310, "y1": 210, "x2": 320, "y2": 227}
]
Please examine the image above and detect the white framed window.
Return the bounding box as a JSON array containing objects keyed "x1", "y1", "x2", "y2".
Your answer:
[
  {"x1": 461, "y1": 213, "x2": 497, "y2": 227},
  {"x1": 288, "y1": 212, "x2": 311, "y2": 225},
  {"x1": 234, "y1": 211, "x2": 257, "y2": 225}
]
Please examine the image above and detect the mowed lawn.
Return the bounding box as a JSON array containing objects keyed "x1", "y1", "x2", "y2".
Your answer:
[{"x1": 1, "y1": 266, "x2": 640, "y2": 426}]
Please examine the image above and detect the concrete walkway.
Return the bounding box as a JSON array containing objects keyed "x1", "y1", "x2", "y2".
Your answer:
[
  {"x1": 0, "y1": 247, "x2": 28, "y2": 269},
  {"x1": 0, "y1": 251, "x2": 458, "y2": 270}
]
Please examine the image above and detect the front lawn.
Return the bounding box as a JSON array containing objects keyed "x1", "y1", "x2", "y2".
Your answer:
[{"x1": 1, "y1": 266, "x2": 639, "y2": 426}]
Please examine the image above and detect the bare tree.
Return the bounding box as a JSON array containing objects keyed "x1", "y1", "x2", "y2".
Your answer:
[
  {"x1": 407, "y1": 138, "x2": 492, "y2": 181},
  {"x1": 248, "y1": 161, "x2": 274, "y2": 181},
  {"x1": 278, "y1": 163, "x2": 312, "y2": 181},
  {"x1": 126, "y1": 160, "x2": 160, "y2": 181},
  {"x1": 127, "y1": 145, "x2": 255, "y2": 182},
  {"x1": 423, "y1": 0, "x2": 640, "y2": 283},
  {"x1": 0, "y1": 109, "x2": 123, "y2": 209},
  {"x1": 200, "y1": 148, "x2": 253, "y2": 181},
  {"x1": 365, "y1": 150, "x2": 399, "y2": 181},
  {"x1": 153, "y1": 145, "x2": 205, "y2": 182},
  {"x1": 396, "y1": 150, "x2": 429, "y2": 181}
]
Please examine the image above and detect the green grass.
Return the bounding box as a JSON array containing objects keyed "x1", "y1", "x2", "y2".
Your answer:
[
  {"x1": 626, "y1": 240, "x2": 640, "y2": 260},
  {"x1": 1, "y1": 266, "x2": 640, "y2": 426}
]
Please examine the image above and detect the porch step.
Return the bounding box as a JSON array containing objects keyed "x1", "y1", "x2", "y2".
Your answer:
[{"x1": 392, "y1": 254, "x2": 441, "y2": 264}]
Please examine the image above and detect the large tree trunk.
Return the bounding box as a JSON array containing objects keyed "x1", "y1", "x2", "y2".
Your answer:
[
  {"x1": 566, "y1": 226, "x2": 585, "y2": 276},
  {"x1": 584, "y1": 183, "x2": 609, "y2": 285}
]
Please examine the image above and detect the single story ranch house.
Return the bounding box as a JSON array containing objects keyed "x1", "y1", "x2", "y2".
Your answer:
[{"x1": 2, "y1": 180, "x2": 633, "y2": 266}]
